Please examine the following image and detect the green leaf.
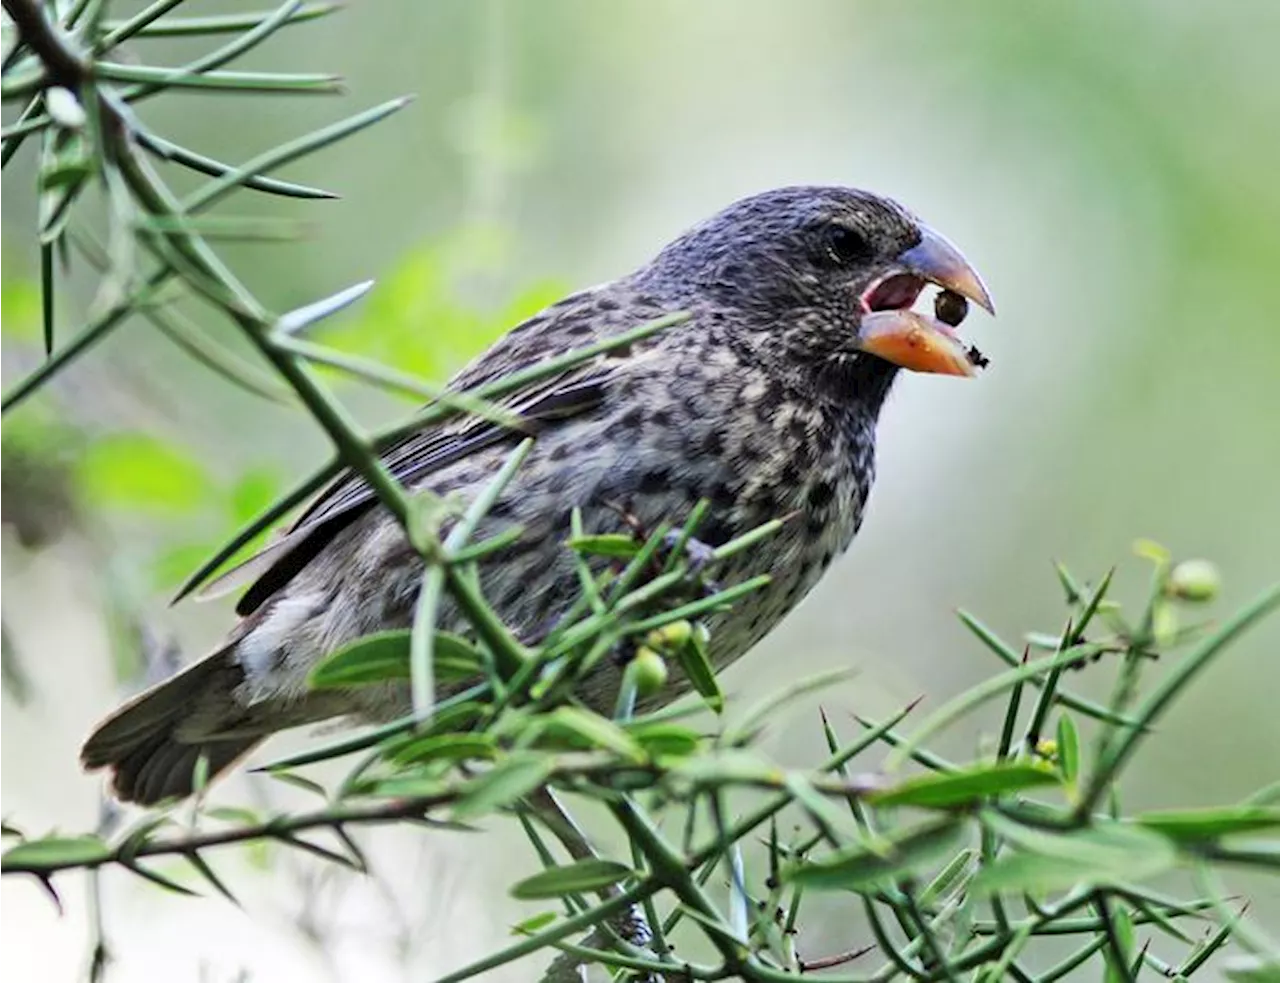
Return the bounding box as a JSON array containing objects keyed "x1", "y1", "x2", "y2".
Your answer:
[
  {"x1": 185, "y1": 852, "x2": 239, "y2": 905},
  {"x1": 1132, "y1": 806, "x2": 1280, "y2": 842},
  {"x1": 136, "y1": 131, "x2": 337, "y2": 200},
  {"x1": 95, "y1": 62, "x2": 343, "y2": 92},
  {"x1": 40, "y1": 160, "x2": 92, "y2": 191},
  {"x1": 390, "y1": 733, "x2": 496, "y2": 767},
  {"x1": 671, "y1": 623, "x2": 723, "y2": 713},
  {"x1": 99, "y1": 3, "x2": 337, "y2": 40},
  {"x1": 269, "y1": 771, "x2": 328, "y2": 799},
  {"x1": 919, "y1": 848, "x2": 974, "y2": 906},
  {"x1": 539, "y1": 708, "x2": 645, "y2": 761},
  {"x1": 367, "y1": 773, "x2": 449, "y2": 799},
  {"x1": 205, "y1": 807, "x2": 261, "y2": 826},
  {"x1": 453, "y1": 753, "x2": 554, "y2": 820},
  {"x1": 122, "y1": 859, "x2": 200, "y2": 896},
  {"x1": 1056, "y1": 713, "x2": 1081, "y2": 784},
  {"x1": 509, "y1": 859, "x2": 634, "y2": 900},
  {"x1": 783, "y1": 818, "x2": 965, "y2": 891},
  {"x1": 374, "y1": 700, "x2": 489, "y2": 764},
  {"x1": 115, "y1": 814, "x2": 172, "y2": 864},
  {"x1": 868, "y1": 762, "x2": 1059, "y2": 809},
  {"x1": 625, "y1": 721, "x2": 702, "y2": 758},
  {"x1": 567, "y1": 534, "x2": 641, "y2": 558},
  {"x1": 3, "y1": 835, "x2": 110, "y2": 869},
  {"x1": 973, "y1": 815, "x2": 1178, "y2": 895},
  {"x1": 510, "y1": 911, "x2": 558, "y2": 935},
  {"x1": 308, "y1": 629, "x2": 482, "y2": 688},
  {"x1": 1103, "y1": 903, "x2": 1137, "y2": 983},
  {"x1": 78, "y1": 433, "x2": 211, "y2": 512}
]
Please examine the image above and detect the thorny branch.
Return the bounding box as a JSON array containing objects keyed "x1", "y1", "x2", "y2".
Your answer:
[{"x1": 2, "y1": 3, "x2": 1278, "y2": 982}]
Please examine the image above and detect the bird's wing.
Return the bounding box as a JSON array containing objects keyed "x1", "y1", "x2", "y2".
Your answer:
[{"x1": 203, "y1": 289, "x2": 668, "y2": 617}]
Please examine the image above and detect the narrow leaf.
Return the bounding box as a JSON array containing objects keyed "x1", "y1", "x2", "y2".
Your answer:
[
  {"x1": 625, "y1": 721, "x2": 702, "y2": 758},
  {"x1": 121, "y1": 859, "x2": 199, "y2": 895},
  {"x1": 453, "y1": 754, "x2": 554, "y2": 820},
  {"x1": 869, "y1": 761, "x2": 1059, "y2": 809},
  {"x1": 1133, "y1": 806, "x2": 1280, "y2": 843},
  {"x1": 567, "y1": 534, "x2": 641, "y2": 558},
  {"x1": 670, "y1": 624, "x2": 723, "y2": 713},
  {"x1": 510, "y1": 859, "x2": 633, "y2": 900},
  {"x1": 541, "y1": 708, "x2": 645, "y2": 761},
  {"x1": 308, "y1": 629, "x2": 482, "y2": 689},
  {"x1": 783, "y1": 818, "x2": 965, "y2": 891},
  {"x1": 99, "y1": 3, "x2": 335, "y2": 40},
  {"x1": 510, "y1": 911, "x2": 558, "y2": 935},
  {"x1": 2, "y1": 835, "x2": 110, "y2": 870},
  {"x1": 277, "y1": 280, "x2": 375, "y2": 335},
  {"x1": 390, "y1": 733, "x2": 496, "y2": 767},
  {"x1": 1057, "y1": 713, "x2": 1081, "y2": 785},
  {"x1": 974, "y1": 816, "x2": 1178, "y2": 895}
]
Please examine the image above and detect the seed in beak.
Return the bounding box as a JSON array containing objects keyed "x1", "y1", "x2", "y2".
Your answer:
[{"x1": 934, "y1": 289, "x2": 969, "y2": 328}]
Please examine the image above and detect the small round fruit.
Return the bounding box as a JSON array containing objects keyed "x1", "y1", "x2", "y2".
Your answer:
[
  {"x1": 646, "y1": 620, "x2": 693, "y2": 651},
  {"x1": 1167, "y1": 559, "x2": 1221, "y2": 602},
  {"x1": 629, "y1": 647, "x2": 669, "y2": 697},
  {"x1": 935, "y1": 289, "x2": 969, "y2": 327}
]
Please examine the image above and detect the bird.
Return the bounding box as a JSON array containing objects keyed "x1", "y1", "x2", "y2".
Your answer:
[{"x1": 81, "y1": 185, "x2": 993, "y2": 805}]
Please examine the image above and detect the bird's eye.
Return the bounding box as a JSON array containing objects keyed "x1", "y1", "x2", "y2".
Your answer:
[{"x1": 824, "y1": 225, "x2": 872, "y2": 265}]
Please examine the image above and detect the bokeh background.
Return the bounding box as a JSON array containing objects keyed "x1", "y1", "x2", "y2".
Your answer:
[{"x1": 3, "y1": 1, "x2": 1278, "y2": 980}]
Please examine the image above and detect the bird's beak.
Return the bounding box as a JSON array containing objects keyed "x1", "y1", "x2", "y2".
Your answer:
[
  {"x1": 856, "y1": 225, "x2": 994, "y2": 377},
  {"x1": 899, "y1": 226, "x2": 995, "y2": 316}
]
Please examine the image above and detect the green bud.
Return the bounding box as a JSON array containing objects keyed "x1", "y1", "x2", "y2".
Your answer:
[
  {"x1": 645, "y1": 619, "x2": 693, "y2": 652},
  {"x1": 629, "y1": 647, "x2": 669, "y2": 697},
  {"x1": 1167, "y1": 559, "x2": 1221, "y2": 603},
  {"x1": 1152, "y1": 601, "x2": 1179, "y2": 647}
]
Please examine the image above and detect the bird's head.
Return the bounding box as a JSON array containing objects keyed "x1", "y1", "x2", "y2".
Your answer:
[{"x1": 636, "y1": 185, "x2": 994, "y2": 401}]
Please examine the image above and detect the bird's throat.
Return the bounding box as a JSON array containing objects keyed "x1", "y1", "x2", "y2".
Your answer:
[{"x1": 820, "y1": 353, "x2": 900, "y2": 420}]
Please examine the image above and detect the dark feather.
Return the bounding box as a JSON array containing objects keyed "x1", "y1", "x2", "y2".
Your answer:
[{"x1": 231, "y1": 349, "x2": 621, "y2": 616}]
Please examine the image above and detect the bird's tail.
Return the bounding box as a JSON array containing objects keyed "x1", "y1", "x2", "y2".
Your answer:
[{"x1": 81, "y1": 647, "x2": 267, "y2": 806}]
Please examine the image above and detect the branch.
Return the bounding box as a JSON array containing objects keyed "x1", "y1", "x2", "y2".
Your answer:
[
  {"x1": 2, "y1": 752, "x2": 891, "y2": 879},
  {"x1": 2, "y1": 0, "x2": 88, "y2": 91}
]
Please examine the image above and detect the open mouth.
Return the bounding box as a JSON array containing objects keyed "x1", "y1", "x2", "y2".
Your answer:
[
  {"x1": 858, "y1": 272, "x2": 989, "y2": 374},
  {"x1": 862, "y1": 273, "x2": 928, "y2": 315}
]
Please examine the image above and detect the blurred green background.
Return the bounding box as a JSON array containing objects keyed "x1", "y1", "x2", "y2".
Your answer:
[{"x1": 3, "y1": 1, "x2": 1278, "y2": 980}]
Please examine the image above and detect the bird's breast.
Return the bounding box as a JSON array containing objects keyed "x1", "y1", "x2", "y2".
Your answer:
[{"x1": 696, "y1": 398, "x2": 876, "y2": 668}]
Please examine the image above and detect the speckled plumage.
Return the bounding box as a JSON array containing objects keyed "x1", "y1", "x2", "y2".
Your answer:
[{"x1": 83, "y1": 186, "x2": 982, "y2": 804}]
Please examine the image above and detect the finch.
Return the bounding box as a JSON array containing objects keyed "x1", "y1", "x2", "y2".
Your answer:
[{"x1": 82, "y1": 185, "x2": 993, "y2": 804}]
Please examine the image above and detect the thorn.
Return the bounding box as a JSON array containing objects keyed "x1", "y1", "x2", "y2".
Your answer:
[{"x1": 34, "y1": 874, "x2": 63, "y2": 915}]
